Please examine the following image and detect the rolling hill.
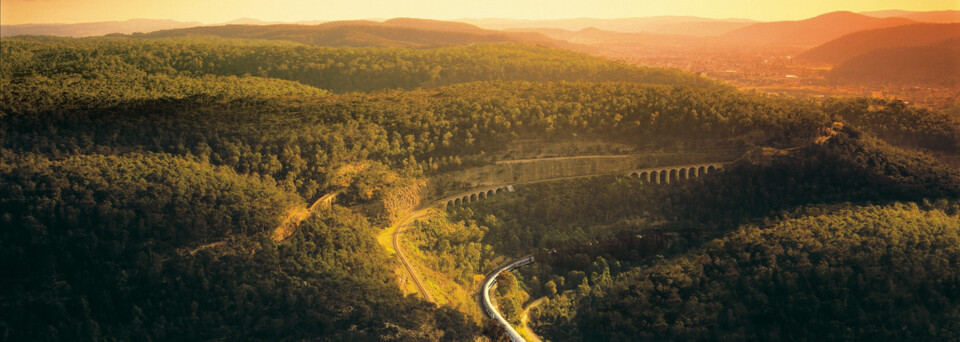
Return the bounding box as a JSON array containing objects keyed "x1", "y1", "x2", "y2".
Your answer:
[
  {"x1": 798, "y1": 23, "x2": 960, "y2": 64},
  {"x1": 507, "y1": 27, "x2": 715, "y2": 47},
  {"x1": 861, "y1": 10, "x2": 960, "y2": 23},
  {"x1": 134, "y1": 18, "x2": 565, "y2": 48},
  {"x1": 830, "y1": 46, "x2": 960, "y2": 84},
  {"x1": 0, "y1": 18, "x2": 203, "y2": 37},
  {"x1": 721, "y1": 11, "x2": 915, "y2": 47},
  {"x1": 460, "y1": 16, "x2": 755, "y2": 36}
]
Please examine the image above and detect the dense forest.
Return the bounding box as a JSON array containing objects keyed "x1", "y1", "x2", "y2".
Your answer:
[
  {"x1": 504, "y1": 135, "x2": 959, "y2": 341},
  {"x1": 130, "y1": 18, "x2": 562, "y2": 49},
  {"x1": 412, "y1": 130, "x2": 960, "y2": 340},
  {"x1": 3, "y1": 35, "x2": 865, "y2": 203},
  {"x1": 2, "y1": 34, "x2": 959, "y2": 341},
  {"x1": 526, "y1": 202, "x2": 960, "y2": 341},
  {"x1": 0, "y1": 36, "x2": 719, "y2": 99},
  {"x1": 0, "y1": 152, "x2": 476, "y2": 340}
]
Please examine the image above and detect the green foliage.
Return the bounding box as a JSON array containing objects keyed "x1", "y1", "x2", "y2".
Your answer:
[
  {"x1": 659, "y1": 131, "x2": 960, "y2": 230},
  {"x1": 3, "y1": 33, "x2": 958, "y2": 341},
  {"x1": 429, "y1": 129, "x2": 960, "y2": 341},
  {"x1": 494, "y1": 271, "x2": 529, "y2": 325},
  {"x1": 1, "y1": 36, "x2": 723, "y2": 95},
  {"x1": 451, "y1": 176, "x2": 651, "y2": 255},
  {"x1": 824, "y1": 97, "x2": 960, "y2": 155},
  {"x1": 2, "y1": 80, "x2": 825, "y2": 201},
  {"x1": 133, "y1": 20, "x2": 541, "y2": 48},
  {"x1": 575, "y1": 204, "x2": 960, "y2": 341},
  {"x1": 410, "y1": 215, "x2": 492, "y2": 285},
  {"x1": 0, "y1": 73, "x2": 327, "y2": 115},
  {"x1": 0, "y1": 151, "x2": 298, "y2": 250},
  {"x1": 0, "y1": 152, "x2": 476, "y2": 340}
]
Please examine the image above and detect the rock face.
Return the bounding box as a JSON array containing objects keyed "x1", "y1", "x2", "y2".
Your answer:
[
  {"x1": 380, "y1": 179, "x2": 429, "y2": 223},
  {"x1": 355, "y1": 179, "x2": 429, "y2": 224}
]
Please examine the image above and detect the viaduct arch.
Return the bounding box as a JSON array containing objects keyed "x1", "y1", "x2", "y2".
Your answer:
[
  {"x1": 397, "y1": 160, "x2": 729, "y2": 341},
  {"x1": 445, "y1": 185, "x2": 515, "y2": 208},
  {"x1": 628, "y1": 162, "x2": 725, "y2": 184},
  {"x1": 445, "y1": 162, "x2": 726, "y2": 209}
]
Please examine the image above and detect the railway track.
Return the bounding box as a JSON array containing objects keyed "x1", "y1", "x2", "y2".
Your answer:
[
  {"x1": 387, "y1": 160, "x2": 728, "y2": 340},
  {"x1": 391, "y1": 208, "x2": 435, "y2": 302},
  {"x1": 479, "y1": 256, "x2": 536, "y2": 342}
]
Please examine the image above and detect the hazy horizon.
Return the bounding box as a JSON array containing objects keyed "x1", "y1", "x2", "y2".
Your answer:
[{"x1": 2, "y1": 0, "x2": 958, "y2": 26}]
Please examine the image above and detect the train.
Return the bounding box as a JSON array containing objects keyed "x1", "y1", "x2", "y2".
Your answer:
[
  {"x1": 477, "y1": 231, "x2": 681, "y2": 341},
  {"x1": 481, "y1": 255, "x2": 535, "y2": 342}
]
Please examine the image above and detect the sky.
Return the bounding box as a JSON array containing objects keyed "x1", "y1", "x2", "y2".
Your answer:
[{"x1": 2, "y1": 0, "x2": 958, "y2": 25}]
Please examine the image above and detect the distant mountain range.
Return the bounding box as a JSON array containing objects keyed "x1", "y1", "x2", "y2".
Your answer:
[
  {"x1": 830, "y1": 46, "x2": 960, "y2": 84},
  {"x1": 860, "y1": 10, "x2": 960, "y2": 23},
  {"x1": 3, "y1": 10, "x2": 957, "y2": 84},
  {"x1": 799, "y1": 23, "x2": 960, "y2": 64},
  {"x1": 504, "y1": 27, "x2": 719, "y2": 48},
  {"x1": 460, "y1": 16, "x2": 756, "y2": 36},
  {"x1": 0, "y1": 19, "x2": 203, "y2": 37},
  {"x1": 792, "y1": 23, "x2": 960, "y2": 85},
  {"x1": 3, "y1": 10, "x2": 957, "y2": 41},
  {"x1": 129, "y1": 18, "x2": 569, "y2": 48},
  {"x1": 720, "y1": 11, "x2": 916, "y2": 47}
]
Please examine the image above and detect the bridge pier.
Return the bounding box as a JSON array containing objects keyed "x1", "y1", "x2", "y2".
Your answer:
[
  {"x1": 445, "y1": 185, "x2": 514, "y2": 208},
  {"x1": 629, "y1": 163, "x2": 726, "y2": 185}
]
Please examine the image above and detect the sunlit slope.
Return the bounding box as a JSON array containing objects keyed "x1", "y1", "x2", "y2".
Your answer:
[
  {"x1": 135, "y1": 18, "x2": 566, "y2": 48},
  {"x1": 1, "y1": 36, "x2": 722, "y2": 96},
  {"x1": 830, "y1": 46, "x2": 960, "y2": 85},
  {"x1": 799, "y1": 23, "x2": 960, "y2": 64},
  {"x1": 722, "y1": 11, "x2": 915, "y2": 47},
  {"x1": 0, "y1": 151, "x2": 477, "y2": 341}
]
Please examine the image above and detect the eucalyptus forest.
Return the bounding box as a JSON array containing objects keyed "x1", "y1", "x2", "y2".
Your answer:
[{"x1": 1, "y1": 17, "x2": 959, "y2": 342}]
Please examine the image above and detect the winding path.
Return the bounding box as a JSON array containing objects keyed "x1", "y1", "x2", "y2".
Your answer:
[
  {"x1": 390, "y1": 208, "x2": 435, "y2": 302},
  {"x1": 387, "y1": 160, "x2": 729, "y2": 340},
  {"x1": 521, "y1": 297, "x2": 547, "y2": 342}
]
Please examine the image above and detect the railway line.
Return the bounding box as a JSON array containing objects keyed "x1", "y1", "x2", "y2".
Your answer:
[
  {"x1": 479, "y1": 256, "x2": 536, "y2": 342},
  {"x1": 386, "y1": 160, "x2": 728, "y2": 340}
]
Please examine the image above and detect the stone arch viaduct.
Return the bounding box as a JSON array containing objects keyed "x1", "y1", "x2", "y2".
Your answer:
[
  {"x1": 461, "y1": 162, "x2": 726, "y2": 342},
  {"x1": 443, "y1": 161, "x2": 727, "y2": 208},
  {"x1": 391, "y1": 157, "x2": 731, "y2": 341},
  {"x1": 628, "y1": 162, "x2": 726, "y2": 184},
  {"x1": 443, "y1": 185, "x2": 515, "y2": 208}
]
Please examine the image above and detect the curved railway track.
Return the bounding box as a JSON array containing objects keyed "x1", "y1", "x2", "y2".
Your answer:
[
  {"x1": 388, "y1": 160, "x2": 728, "y2": 340},
  {"x1": 479, "y1": 256, "x2": 536, "y2": 342},
  {"x1": 391, "y1": 209, "x2": 435, "y2": 302}
]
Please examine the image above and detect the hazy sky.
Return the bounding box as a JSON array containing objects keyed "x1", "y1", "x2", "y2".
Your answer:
[{"x1": 2, "y1": 0, "x2": 958, "y2": 25}]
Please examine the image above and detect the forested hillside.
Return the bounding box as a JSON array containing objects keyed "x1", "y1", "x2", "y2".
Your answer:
[
  {"x1": 2, "y1": 33, "x2": 958, "y2": 341},
  {"x1": 1, "y1": 36, "x2": 718, "y2": 98},
  {"x1": 452, "y1": 131, "x2": 960, "y2": 341},
  {"x1": 133, "y1": 18, "x2": 564, "y2": 48},
  {"x1": 0, "y1": 152, "x2": 475, "y2": 340},
  {"x1": 0, "y1": 36, "x2": 742, "y2": 340},
  {"x1": 798, "y1": 23, "x2": 960, "y2": 64},
  {"x1": 830, "y1": 46, "x2": 960, "y2": 85},
  {"x1": 1, "y1": 37, "x2": 834, "y2": 203},
  {"x1": 574, "y1": 203, "x2": 960, "y2": 341},
  {"x1": 720, "y1": 11, "x2": 914, "y2": 47}
]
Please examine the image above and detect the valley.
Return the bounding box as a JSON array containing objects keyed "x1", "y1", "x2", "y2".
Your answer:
[{"x1": 2, "y1": 5, "x2": 959, "y2": 341}]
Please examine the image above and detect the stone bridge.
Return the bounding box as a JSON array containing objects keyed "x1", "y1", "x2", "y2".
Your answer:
[
  {"x1": 443, "y1": 185, "x2": 515, "y2": 208},
  {"x1": 628, "y1": 162, "x2": 726, "y2": 184},
  {"x1": 444, "y1": 162, "x2": 727, "y2": 208}
]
